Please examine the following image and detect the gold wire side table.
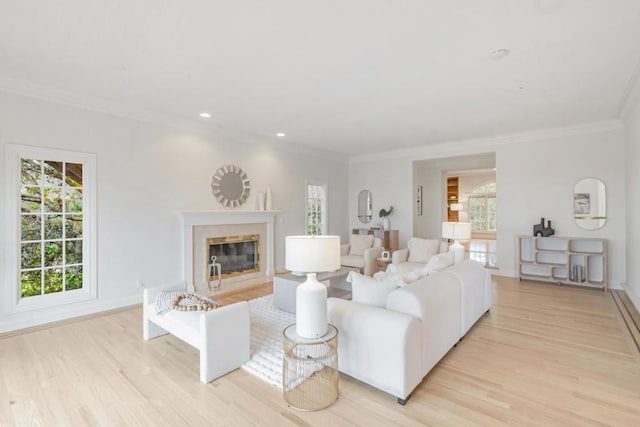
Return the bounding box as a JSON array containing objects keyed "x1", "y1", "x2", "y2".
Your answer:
[{"x1": 282, "y1": 324, "x2": 339, "y2": 411}]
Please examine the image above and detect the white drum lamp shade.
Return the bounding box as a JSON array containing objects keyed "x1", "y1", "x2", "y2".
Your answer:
[
  {"x1": 285, "y1": 236, "x2": 341, "y2": 338},
  {"x1": 442, "y1": 222, "x2": 471, "y2": 264}
]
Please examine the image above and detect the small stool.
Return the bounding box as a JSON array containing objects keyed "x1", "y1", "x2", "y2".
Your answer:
[{"x1": 208, "y1": 256, "x2": 222, "y2": 290}]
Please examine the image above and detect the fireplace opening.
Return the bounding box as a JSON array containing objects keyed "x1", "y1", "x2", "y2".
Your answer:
[{"x1": 207, "y1": 234, "x2": 260, "y2": 280}]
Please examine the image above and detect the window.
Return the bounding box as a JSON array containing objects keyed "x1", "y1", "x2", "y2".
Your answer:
[
  {"x1": 469, "y1": 183, "x2": 496, "y2": 232},
  {"x1": 6, "y1": 144, "x2": 96, "y2": 311},
  {"x1": 305, "y1": 181, "x2": 327, "y2": 235}
]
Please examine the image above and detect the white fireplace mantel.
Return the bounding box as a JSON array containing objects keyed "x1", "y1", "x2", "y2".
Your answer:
[{"x1": 180, "y1": 210, "x2": 281, "y2": 290}]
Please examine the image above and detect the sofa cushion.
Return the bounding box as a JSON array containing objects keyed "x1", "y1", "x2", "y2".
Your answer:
[
  {"x1": 341, "y1": 255, "x2": 365, "y2": 268},
  {"x1": 422, "y1": 251, "x2": 455, "y2": 274},
  {"x1": 349, "y1": 234, "x2": 374, "y2": 256},
  {"x1": 373, "y1": 270, "x2": 426, "y2": 287},
  {"x1": 407, "y1": 238, "x2": 440, "y2": 263},
  {"x1": 350, "y1": 272, "x2": 398, "y2": 308}
]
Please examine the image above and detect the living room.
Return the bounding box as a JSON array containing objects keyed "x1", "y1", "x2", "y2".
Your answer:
[{"x1": 2, "y1": 1, "x2": 640, "y2": 425}]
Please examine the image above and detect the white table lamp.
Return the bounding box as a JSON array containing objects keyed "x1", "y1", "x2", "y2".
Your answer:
[
  {"x1": 285, "y1": 235, "x2": 340, "y2": 338},
  {"x1": 442, "y1": 222, "x2": 471, "y2": 264}
]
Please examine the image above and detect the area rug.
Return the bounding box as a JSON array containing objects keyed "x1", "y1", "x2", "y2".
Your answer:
[{"x1": 241, "y1": 294, "x2": 295, "y2": 388}]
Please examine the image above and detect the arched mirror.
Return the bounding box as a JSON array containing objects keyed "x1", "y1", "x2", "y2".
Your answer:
[
  {"x1": 574, "y1": 178, "x2": 606, "y2": 230},
  {"x1": 211, "y1": 165, "x2": 251, "y2": 208},
  {"x1": 357, "y1": 189, "x2": 372, "y2": 223}
]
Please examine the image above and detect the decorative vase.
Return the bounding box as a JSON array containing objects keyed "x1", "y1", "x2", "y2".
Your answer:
[
  {"x1": 383, "y1": 217, "x2": 390, "y2": 231},
  {"x1": 265, "y1": 185, "x2": 273, "y2": 211},
  {"x1": 257, "y1": 192, "x2": 265, "y2": 211}
]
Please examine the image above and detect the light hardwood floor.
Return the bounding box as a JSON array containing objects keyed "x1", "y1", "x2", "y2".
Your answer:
[{"x1": 1, "y1": 277, "x2": 639, "y2": 426}]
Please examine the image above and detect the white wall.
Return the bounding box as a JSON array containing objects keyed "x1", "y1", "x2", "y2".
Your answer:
[
  {"x1": 350, "y1": 124, "x2": 627, "y2": 288},
  {"x1": 623, "y1": 92, "x2": 640, "y2": 310},
  {"x1": 0, "y1": 91, "x2": 349, "y2": 332}
]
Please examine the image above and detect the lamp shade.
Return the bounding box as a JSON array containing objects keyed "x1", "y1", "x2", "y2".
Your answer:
[
  {"x1": 285, "y1": 235, "x2": 341, "y2": 273},
  {"x1": 442, "y1": 222, "x2": 471, "y2": 241}
]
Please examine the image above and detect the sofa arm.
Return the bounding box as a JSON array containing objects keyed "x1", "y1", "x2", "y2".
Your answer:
[
  {"x1": 199, "y1": 301, "x2": 250, "y2": 383},
  {"x1": 362, "y1": 246, "x2": 384, "y2": 276},
  {"x1": 327, "y1": 298, "x2": 422, "y2": 400},
  {"x1": 341, "y1": 244, "x2": 350, "y2": 256},
  {"x1": 392, "y1": 248, "x2": 409, "y2": 264}
]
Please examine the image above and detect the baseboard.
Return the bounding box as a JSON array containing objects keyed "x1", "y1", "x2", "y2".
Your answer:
[
  {"x1": 622, "y1": 282, "x2": 640, "y2": 314},
  {"x1": 0, "y1": 294, "x2": 143, "y2": 335}
]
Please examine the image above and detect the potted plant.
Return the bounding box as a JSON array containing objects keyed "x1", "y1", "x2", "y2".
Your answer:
[{"x1": 379, "y1": 206, "x2": 394, "y2": 231}]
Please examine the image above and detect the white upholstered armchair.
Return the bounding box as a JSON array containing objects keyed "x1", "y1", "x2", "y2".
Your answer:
[
  {"x1": 391, "y1": 238, "x2": 450, "y2": 272},
  {"x1": 341, "y1": 234, "x2": 383, "y2": 276}
]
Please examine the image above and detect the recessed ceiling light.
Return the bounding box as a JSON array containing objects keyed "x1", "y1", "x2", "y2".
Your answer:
[
  {"x1": 276, "y1": 132, "x2": 286, "y2": 137},
  {"x1": 199, "y1": 112, "x2": 211, "y2": 118},
  {"x1": 490, "y1": 49, "x2": 509, "y2": 60}
]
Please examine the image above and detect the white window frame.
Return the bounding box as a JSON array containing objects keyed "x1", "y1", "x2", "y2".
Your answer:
[
  {"x1": 305, "y1": 180, "x2": 328, "y2": 235},
  {"x1": 469, "y1": 193, "x2": 497, "y2": 232},
  {"x1": 5, "y1": 144, "x2": 97, "y2": 312}
]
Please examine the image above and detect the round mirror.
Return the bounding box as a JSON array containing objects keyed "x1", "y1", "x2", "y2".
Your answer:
[
  {"x1": 574, "y1": 178, "x2": 606, "y2": 230},
  {"x1": 357, "y1": 189, "x2": 372, "y2": 223},
  {"x1": 211, "y1": 165, "x2": 251, "y2": 208}
]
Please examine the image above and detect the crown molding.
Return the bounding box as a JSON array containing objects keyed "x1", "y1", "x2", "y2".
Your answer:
[
  {"x1": 618, "y1": 58, "x2": 640, "y2": 121},
  {"x1": 0, "y1": 75, "x2": 346, "y2": 163},
  {"x1": 348, "y1": 119, "x2": 624, "y2": 164}
]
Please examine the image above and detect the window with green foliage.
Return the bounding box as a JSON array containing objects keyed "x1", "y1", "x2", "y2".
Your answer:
[
  {"x1": 6, "y1": 144, "x2": 96, "y2": 310},
  {"x1": 469, "y1": 183, "x2": 497, "y2": 232},
  {"x1": 306, "y1": 181, "x2": 327, "y2": 235},
  {"x1": 20, "y1": 159, "x2": 84, "y2": 297}
]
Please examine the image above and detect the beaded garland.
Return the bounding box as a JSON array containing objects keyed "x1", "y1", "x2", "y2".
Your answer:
[{"x1": 172, "y1": 293, "x2": 220, "y2": 312}]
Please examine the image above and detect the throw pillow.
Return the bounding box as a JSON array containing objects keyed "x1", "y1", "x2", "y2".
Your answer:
[
  {"x1": 407, "y1": 238, "x2": 441, "y2": 263},
  {"x1": 349, "y1": 234, "x2": 374, "y2": 256},
  {"x1": 373, "y1": 270, "x2": 425, "y2": 287},
  {"x1": 350, "y1": 272, "x2": 398, "y2": 308},
  {"x1": 418, "y1": 251, "x2": 455, "y2": 275}
]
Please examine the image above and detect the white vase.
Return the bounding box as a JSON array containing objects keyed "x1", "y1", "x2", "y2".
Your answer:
[
  {"x1": 383, "y1": 217, "x2": 390, "y2": 231},
  {"x1": 257, "y1": 192, "x2": 265, "y2": 211},
  {"x1": 265, "y1": 185, "x2": 273, "y2": 211}
]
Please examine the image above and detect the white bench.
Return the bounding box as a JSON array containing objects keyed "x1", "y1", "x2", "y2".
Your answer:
[{"x1": 143, "y1": 284, "x2": 250, "y2": 383}]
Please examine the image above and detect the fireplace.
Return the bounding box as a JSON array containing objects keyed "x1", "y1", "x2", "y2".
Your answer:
[
  {"x1": 207, "y1": 234, "x2": 260, "y2": 279},
  {"x1": 180, "y1": 210, "x2": 278, "y2": 292}
]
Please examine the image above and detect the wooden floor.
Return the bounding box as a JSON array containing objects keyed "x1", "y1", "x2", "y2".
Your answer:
[{"x1": 1, "y1": 277, "x2": 640, "y2": 426}]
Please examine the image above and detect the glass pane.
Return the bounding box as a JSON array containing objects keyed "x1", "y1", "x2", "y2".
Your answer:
[
  {"x1": 469, "y1": 197, "x2": 486, "y2": 231},
  {"x1": 488, "y1": 197, "x2": 497, "y2": 231},
  {"x1": 43, "y1": 161, "x2": 64, "y2": 186},
  {"x1": 21, "y1": 159, "x2": 42, "y2": 185},
  {"x1": 21, "y1": 243, "x2": 42, "y2": 269},
  {"x1": 21, "y1": 215, "x2": 41, "y2": 241},
  {"x1": 44, "y1": 268, "x2": 63, "y2": 294},
  {"x1": 65, "y1": 240, "x2": 83, "y2": 265},
  {"x1": 21, "y1": 270, "x2": 42, "y2": 297},
  {"x1": 65, "y1": 163, "x2": 83, "y2": 187},
  {"x1": 65, "y1": 188, "x2": 83, "y2": 212},
  {"x1": 65, "y1": 214, "x2": 83, "y2": 238},
  {"x1": 44, "y1": 187, "x2": 63, "y2": 212},
  {"x1": 65, "y1": 265, "x2": 83, "y2": 290},
  {"x1": 44, "y1": 214, "x2": 63, "y2": 240},
  {"x1": 44, "y1": 241, "x2": 63, "y2": 267},
  {"x1": 21, "y1": 186, "x2": 42, "y2": 212}
]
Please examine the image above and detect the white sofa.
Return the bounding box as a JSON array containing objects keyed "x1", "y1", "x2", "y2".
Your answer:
[
  {"x1": 391, "y1": 238, "x2": 450, "y2": 272},
  {"x1": 143, "y1": 284, "x2": 250, "y2": 383},
  {"x1": 327, "y1": 260, "x2": 491, "y2": 404},
  {"x1": 341, "y1": 235, "x2": 384, "y2": 276}
]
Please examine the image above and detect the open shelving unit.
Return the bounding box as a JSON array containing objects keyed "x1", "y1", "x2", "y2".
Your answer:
[
  {"x1": 519, "y1": 235, "x2": 607, "y2": 290},
  {"x1": 447, "y1": 176, "x2": 459, "y2": 222}
]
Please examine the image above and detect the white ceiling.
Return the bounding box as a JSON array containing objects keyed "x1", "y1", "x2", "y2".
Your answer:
[{"x1": 1, "y1": 0, "x2": 639, "y2": 155}]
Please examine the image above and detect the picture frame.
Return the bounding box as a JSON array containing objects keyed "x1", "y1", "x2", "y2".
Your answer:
[{"x1": 381, "y1": 251, "x2": 391, "y2": 260}]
